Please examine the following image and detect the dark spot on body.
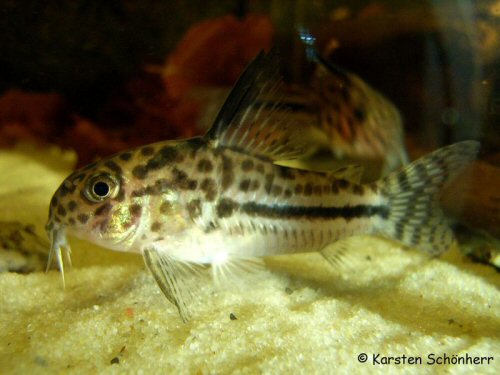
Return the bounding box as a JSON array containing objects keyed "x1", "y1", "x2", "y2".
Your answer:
[
  {"x1": 104, "y1": 161, "x2": 122, "y2": 174},
  {"x1": 352, "y1": 185, "x2": 365, "y2": 195},
  {"x1": 119, "y1": 152, "x2": 132, "y2": 161},
  {"x1": 50, "y1": 197, "x2": 58, "y2": 207},
  {"x1": 160, "y1": 201, "x2": 173, "y2": 215},
  {"x1": 250, "y1": 180, "x2": 260, "y2": 191},
  {"x1": 186, "y1": 199, "x2": 202, "y2": 219},
  {"x1": 337, "y1": 179, "x2": 349, "y2": 189},
  {"x1": 140, "y1": 146, "x2": 154, "y2": 156},
  {"x1": 239, "y1": 179, "x2": 251, "y2": 192},
  {"x1": 132, "y1": 179, "x2": 172, "y2": 197},
  {"x1": 129, "y1": 204, "x2": 142, "y2": 218},
  {"x1": 278, "y1": 167, "x2": 295, "y2": 180},
  {"x1": 59, "y1": 181, "x2": 76, "y2": 197},
  {"x1": 174, "y1": 151, "x2": 185, "y2": 163},
  {"x1": 115, "y1": 189, "x2": 125, "y2": 202},
  {"x1": 72, "y1": 173, "x2": 86, "y2": 183},
  {"x1": 304, "y1": 183, "x2": 313, "y2": 196},
  {"x1": 159, "y1": 146, "x2": 179, "y2": 163},
  {"x1": 201, "y1": 178, "x2": 217, "y2": 201},
  {"x1": 132, "y1": 165, "x2": 148, "y2": 179},
  {"x1": 295, "y1": 184, "x2": 303, "y2": 194},
  {"x1": 241, "y1": 159, "x2": 254, "y2": 172},
  {"x1": 57, "y1": 206, "x2": 67, "y2": 217},
  {"x1": 271, "y1": 185, "x2": 282, "y2": 196},
  {"x1": 133, "y1": 147, "x2": 180, "y2": 179},
  {"x1": 197, "y1": 159, "x2": 213, "y2": 173},
  {"x1": 94, "y1": 203, "x2": 112, "y2": 216},
  {"x1": 68, "y1": 201, "x2": 77, "y2": 212},
  {"x1": 284, "y1": 189, "x2": 292, "y2": 198},
  {"x1": 172, "y1": 168, "x2": 197, "y2": 190},
  {"x1": 172, "y1": 167, "x2": 187, "y2": 183},
  {"x1": 216, "y1": 198, "x2": 238, "y2": 218},
  {"x1": 151, "y1": 222, "x2": 162, "y2": 232},
  {"x1": 68, "y1": 218, "x2": 76, "y2": 225},
  {"x1": 77, "y1": 214, "x2": 89, "y2": 224}
]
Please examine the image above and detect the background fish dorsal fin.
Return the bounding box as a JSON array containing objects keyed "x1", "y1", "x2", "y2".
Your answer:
[
  {"x1": 298, "y1": 26, "x2": 351, "y2": 85},
  {"x1": 203, "y1": 50, "x2": 309, "y2": 161}
]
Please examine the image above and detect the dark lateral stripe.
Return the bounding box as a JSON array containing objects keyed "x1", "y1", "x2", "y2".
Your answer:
[{"x1": 240, "y1": 202, "x2": 390, "y2": 220}]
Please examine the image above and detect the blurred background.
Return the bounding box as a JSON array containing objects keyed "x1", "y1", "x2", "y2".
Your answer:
[{"x1": 0, "y1": 0, "x2": 499, "y2": 165}]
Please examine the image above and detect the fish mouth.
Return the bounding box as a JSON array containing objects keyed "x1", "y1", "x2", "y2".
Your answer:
[{"x1": 46, "y1": 223, "x2": 72, "y2": 287}]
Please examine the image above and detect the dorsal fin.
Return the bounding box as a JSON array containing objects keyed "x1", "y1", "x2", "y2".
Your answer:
[{"x1": 203, "y1": 50, "x2": 309, "y2": 161}]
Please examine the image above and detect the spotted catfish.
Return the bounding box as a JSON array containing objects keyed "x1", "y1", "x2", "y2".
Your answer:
[
  {"x1": 46, "y1": 50, "x2": 479, "y2": 321},
  {"x1": 297, "y1": 28, "x2": 409, "y2": 175}
]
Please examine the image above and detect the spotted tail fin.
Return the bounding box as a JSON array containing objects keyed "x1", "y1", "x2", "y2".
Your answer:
[{"x1": 376, "y1": 141, "x2": 480, "y2": 255}]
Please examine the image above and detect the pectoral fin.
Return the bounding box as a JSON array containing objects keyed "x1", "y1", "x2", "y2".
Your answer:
[{"x1": 142, "y1": 247, "x2": 205, "y2": 322}]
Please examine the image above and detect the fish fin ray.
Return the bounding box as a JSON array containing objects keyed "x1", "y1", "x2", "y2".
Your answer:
[
  {"x1": 203, "y1": 50, "x2": 309, "y2": 161},
  {"x1": 142, "y1": 247, "x2": 206, "y2": 322},
  {"x1": 211, "y1": 254, "x2": 265, "y2": 289},
  {"x1": 375, "y1": 141, "x2": 480, "y2": 255},
  {"x1": 320, "y1": 238, "x2": 367, "y2": 273}
]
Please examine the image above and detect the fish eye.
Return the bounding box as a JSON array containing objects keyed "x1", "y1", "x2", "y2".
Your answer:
[
  {"x1": 93, "y1": 181, "x2": 110, "y2": 197},
  {"x1": 84, "y1": 173, "x2": 119, "y2": 203}
]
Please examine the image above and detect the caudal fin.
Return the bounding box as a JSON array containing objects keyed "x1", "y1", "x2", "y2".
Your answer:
[{"x1": 376, "y1": 141, "x2": 480, "y2": 255}]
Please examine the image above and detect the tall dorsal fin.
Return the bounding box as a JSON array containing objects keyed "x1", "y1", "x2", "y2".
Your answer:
[{"x1": 203, "y1": 50, "x2": 309, "y2": 161}]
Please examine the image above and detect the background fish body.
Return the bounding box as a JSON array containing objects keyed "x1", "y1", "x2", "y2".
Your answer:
[{"x1": 309, "y1": 65, "x2": 408, "y2": 174}]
